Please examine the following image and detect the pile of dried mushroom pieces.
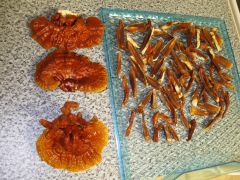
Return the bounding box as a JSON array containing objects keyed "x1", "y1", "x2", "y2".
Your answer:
[{"x1": 115, "y1": 19, "x2": 234, "y2": 144}]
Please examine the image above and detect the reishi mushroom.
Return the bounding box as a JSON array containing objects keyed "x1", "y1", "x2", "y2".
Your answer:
[
  {"x1": 36, "y1": 101, "x2": 108, "y2": 172},
  {"x1": 30, "y1": 10, "x2": 105, "y2": 50},
  {"x1": 35, "y1": 50, "x2": 108, "y2": 92}
]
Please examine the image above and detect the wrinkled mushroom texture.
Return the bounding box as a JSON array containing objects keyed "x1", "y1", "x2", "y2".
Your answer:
[
  {"x1": 30, "y1": 10, "x2": 104, "y2": 50},
  {"x1": 35, "y1": 50, "x2": 108, "y2": 92},
  {"x1": 36, "y1": 101, "x2": 108, "y2": 172}
]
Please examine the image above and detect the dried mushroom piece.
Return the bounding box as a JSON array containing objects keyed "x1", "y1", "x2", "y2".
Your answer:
[
  {"x1": 152, "y1": 112, "x2": 160, "y2": 142},
  {"x1": 163, "y1": 125, "x2": 172, "y2": 145},
  {"x1": 116, "y1": 19, "x2": 126, "y2": 49},
  {"x1": 125, "y1": 22, "x2": 148, "y2": 33},
  {"x1": 187, "y1": 119, "x2": 196, "y2": 141},
  {"x1": 126, "y1": 110, "x2": 137, "y2": 136},
  {"x1": 116, "y1": 52, "x2": 122, "y2": 78},
  {"x1": 204, "y1": 98, "x2": 225, "y2": 131},
  {"x1": 35, "y1": 50, "x2": 108, "y2": 92},
  {"x1": 121, "y1": 75, "x2": 130, "y2": 108},
  {"x1": 36, "y1": 101, "x2": 108, "y2": 172},
  {"x1": 141, "y1": 111, "x2": 151, "y2": 141},
  {"x1": 151, "y1": 89, "x2": 158, "y2": 109},
  {"x1": 129, "y1": 67, "x2": 137, "y2": 98},
  {"x1": 31, "y1": 10, "x2": 104, "y2": 50},
  {"x1": 136, "y1": 90, "x2": 152, "y2": 112},
  {"x1": 167, "y1": 124, "x2": 179, "y2": 141}
]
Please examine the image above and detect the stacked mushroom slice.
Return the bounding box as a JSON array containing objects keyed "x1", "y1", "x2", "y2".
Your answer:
[
  {"x1": 115, "y1": 19, "x2": 234, "y2": 143},
  {"x1": 31, "y1": 10, "x2": 108, "y2": 92}
]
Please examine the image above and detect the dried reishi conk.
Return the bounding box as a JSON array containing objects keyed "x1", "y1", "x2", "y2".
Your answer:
[
  {"x1": 30, "y1": 10, "x2": 105, "y2": 50},
  {"x1": 35, "y1": 50, "x2": 108, "y2": 92},
  {"x1": 36, "y1": 101, "x2": 108, "y2": 172}
]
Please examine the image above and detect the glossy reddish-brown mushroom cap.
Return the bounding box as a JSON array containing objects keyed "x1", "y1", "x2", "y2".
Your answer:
[
  {"x1": 30, "y1": 11, "x2": 105, "y2": 50},
  {"x1": 36, "y1": 101, "x2": 108, "y2": 172},
  {"x1": 35, "y1": 50, "x2": 108, "y2": 92}
]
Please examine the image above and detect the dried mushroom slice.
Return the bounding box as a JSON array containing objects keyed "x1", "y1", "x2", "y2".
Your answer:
[
  {"x1": 35, "y1": 50, "x2": 108, "y2": 92},
  {"x1": 36, "y1": 101, "x2": 108, "y2": 172},
  {"x1": 30, "y1": 10, "x2": 104, "y2": 50}
]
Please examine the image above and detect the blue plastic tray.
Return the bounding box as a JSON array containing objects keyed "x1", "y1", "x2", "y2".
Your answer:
[{"x1": 100, "y1": 8, "x2": 240, "y2": 180}]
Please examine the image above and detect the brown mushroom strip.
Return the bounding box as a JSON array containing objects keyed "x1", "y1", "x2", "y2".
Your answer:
[
  {"x1": 178, "y1": 53, "x2": 193, "y2": 71},
  {"x1": 187, "y1": 119, "x2": 196, "y2": 141},
  {"x1": 167, "y1": 124, "x2": 179, "y2": 141},
  {"x1": 210, "y1": 31, "x2": 221, "y2": 51},
  {"x1": 152, "y1": 39, "x2": 164, "y2": 59},
  {"x1": 151, "y1": 89, "x2": 158, "y2": 109},
  {"x1": 151, "y1": 56, "x2": 164, "y2": 75},
  {"x1": 153, "y1": 28, "x2": 173, "y2": 39},
  {"x1": 202, "y1": 27, "x2": 215, "y2": 48},
  {"x1": 127, "y1": 41, "x2": 146, "y2": 71},
  {"x1": 166, "y1": 69, "x2": 183, "y2": 98},
  {"x1": 171, "y1": 50, "x2": 189, "y2": 76},
  {"x1": 171, "y1": 26, "x2": 188, "y2": 35},
  {"x1": 187, "y1": 26, "x2": 196, "y2": 47},
  {"x1": 146, "y1": 54, "x2": 154, "y2": 68},
  {"x1": 196, "y1": 28, "x2": 201, "y2": 48},
  {"x1": 160, "y1": 21, "x2": 177, "y2": 30},
  {"x1": 184, "y1": 49, "x2": 200, "y2": 69},
  {"x1": 141, "y1": 111, "x2": 151, "y2": 141},
  {"x1": 158, "y1": 123, "x2": 164, "y2": 131},
  {"x1": 175, "y1": 41, "x2": 187, "y2": 52},
  {"x1": 152, "y1": 111, "x2": 160, "y2": 142},
  {"x1": 180, "y1": 107, "x2": 190, "y2": 129},
  {"x1": 125, "y1": 22, "x2": 148, "y2": 33},
  {"x1": 125, "y1": 110, "x2": 136, "y2": 136},
  {"x1": 191, "y1": 106, "x2": 210, "y2": 116},
  {"x1": 197, "y1": 103, "x2": 221, "y2": 114},
  {"x1": 126, "y1": 33, "x2": 140, "y2": 48},
  {"x1": 129, "y1": 67, "x2": 137, "y2": 98},
  {"x1": 189, "y1": 47, "x2": 208, "y2": 61},
  {"x1": 176, "y1": 22, "x2": 193, "y2": 27},
  {"x1": 192, "y1": 88, "x2": 199, "y2": 106},
  {"x1": 219, "y1": 71, "x2": 233, "y2": 82},
  {"x1": 161, "y1": 38, "x2": 177, "y2": 58},
  {"x1": 168, "y1": 84, "x2": 181, "y2": 102},
  {"x1": 204, "y1": 98, "x2": 225, "y2": 131},
  {"x1": 158, "y1": 88, "x2": 178, "y2": 124},
  {"x1": 116, "y1": 19, "x2": 126, "y2": 49},
  {"x1": 185, "y1": 71, "x2": 195, "y2": 92},
  {"x1": 116, "y1": 52, "x2": 122, "y2": 78},
  {"x1": 163, "y1": 86, "x2": 181, "y2": 109},
  {"x1": 140, "y1": 54, "x2": 147, "y2": 65},
  {"x1": 158, "y1": 113, "x2": 174, "y2": 125},
  {"x1": 157, "y1": 66, "x2": 166, "y2": 83},
  {"x1": 212, "y1": 55, "x2": 233, "y2": 69},
  {"x1": 199, "y1": 67, "x2": 219, "y2": 102},
  {"x1": 121, "y1": 75, "x2": 129, "y2": 108},
  {"x1": 202, "y1": 91, "x2": 209, "y2": 103},
  {"x1": 146, "y1": 75, "x2": 161, "y2": 90},
  {"x1": 222, "y1": 91, "x2": 230, "y2": 118},
  {"x1": 211, "y1": 28, "x2": 223, "y2": 47},
  {"x1": 141, "y1": 26, "x2": 154, "y2": 54},
  {"x1": 163, "y1": 125, "x2": 172, "y2": 145},
  {"x1": 136, "y1": 90, "x2": 153, "y2": 112},
  {"x1": 128, "y1": 56, "x2": 147, "y2": 86}
]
